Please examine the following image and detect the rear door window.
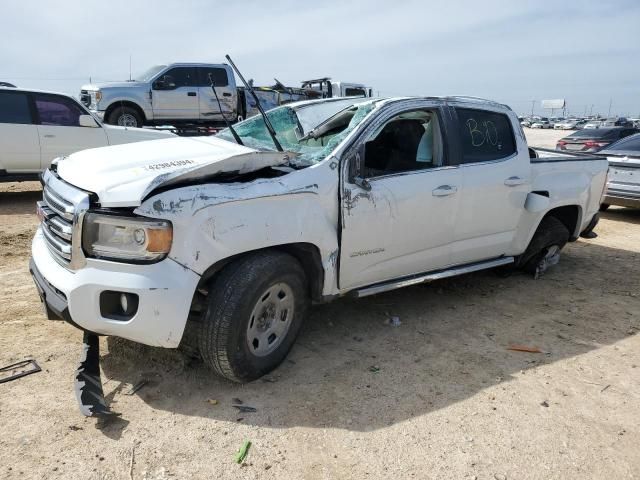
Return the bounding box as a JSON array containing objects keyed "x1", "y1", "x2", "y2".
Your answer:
[
  {"x1": 0, "y1": 91, "x2": 33, "y2": 124},
  {"x1": 197, "y1": 67, "x2": 229, "y2": 87},
  {"x1": 455, "y1": 108, "x2": 516, "y2": 163},
  {"x1": 33, "y1": 94, "x2": 85, "y2": 127}
]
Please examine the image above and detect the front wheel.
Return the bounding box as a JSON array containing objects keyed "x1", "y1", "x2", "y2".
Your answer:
[
  {"x1": 106, "y1": 106, "x2": 143, "y2": 127},
  {"x1": 198, "y1": 251, "x2": 309, "y2": 383}
]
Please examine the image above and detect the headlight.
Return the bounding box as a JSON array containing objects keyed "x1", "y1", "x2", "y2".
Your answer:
[
  {"x1": 94, "y1": 91, "x2": 102, "y2": 102},
  {"x1": 82, "y1": 213, "x2": 172, "y2": 263}
]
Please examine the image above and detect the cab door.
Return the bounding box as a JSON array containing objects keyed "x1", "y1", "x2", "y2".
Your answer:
[
  {"x1": 0, "y1": 90, "x2": 40, "y2": 173},
  {"x1": 339, "y1": 106, "x2": 461, "y2": 290},
  {"x1": 449, "y1": 107, "x2": 530, "y2": 264},
  {"x1": 151, "y1": 67, "x2": 199, "y2": 120},
  {"x1": 33, "y1": 93, "x2": 108, "y2": 169},
  {"x1": 196, "y1": 66, "x2": 235, "y2": 121}
]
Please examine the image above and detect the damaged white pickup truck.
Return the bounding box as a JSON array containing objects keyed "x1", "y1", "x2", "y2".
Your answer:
[{"x1": 30, "y1": 96, "x2": 607, "y2": 415}]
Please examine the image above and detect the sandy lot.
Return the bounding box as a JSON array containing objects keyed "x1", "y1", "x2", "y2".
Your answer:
[{"x1": 1, "y1": 129, "x2": 639, "y2": 480}]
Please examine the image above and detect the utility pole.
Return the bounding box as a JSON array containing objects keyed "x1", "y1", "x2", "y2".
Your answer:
[
  {"x1": 590, "y1": 104, "x2": 594, "y2": 116},
  {"x1": 129, "y1": 55, "x2": 132, "y2": 81},
  {"x1": 530, "y1": 99, "x2": 535, "y2": 117},
  {"x1": 608, "y1": 98, "x2": 612, "y2": 117}
]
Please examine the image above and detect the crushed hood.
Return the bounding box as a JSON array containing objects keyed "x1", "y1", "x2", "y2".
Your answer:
[{"x1": 56, "y1": 136, "x2": 291, "y2": 207}]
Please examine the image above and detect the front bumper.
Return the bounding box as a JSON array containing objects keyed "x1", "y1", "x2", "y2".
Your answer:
[{"x1": 30, "y1": 229, "x2": 201, "y2": 347}]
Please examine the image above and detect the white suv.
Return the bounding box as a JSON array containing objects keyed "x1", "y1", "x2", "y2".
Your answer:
[{"x1": 0, "y1": 87, "x2": 174, "y2": 181}]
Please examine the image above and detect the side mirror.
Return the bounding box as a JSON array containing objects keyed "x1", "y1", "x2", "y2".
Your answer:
[
  {"x1": 349, "y1": 143, "x2": 371, "y2": 191},
  {"x1": 79, "y1": 114, "x2": 99, "y2": 128}
]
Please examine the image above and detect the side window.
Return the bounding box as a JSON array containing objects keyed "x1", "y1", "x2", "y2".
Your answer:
[
  {"x1": 456, "y1": 108, "x2": 516, "y2": 163},
  {"x1": 363, "y1": 109, "x2": 444, "y2": 176},
  {"x1": 198, "y1": 67, "x2": 229, "y2": 87},
  {"x1": 0, "y1": 91, "x2": 33, "y2": 124},
  {"x1": 34, "y1": 94, "x2": 85, "y2": 127},
  {"x1": 344, "y1": 87, "x2": 366, "y2": 97},
  {"x1": 160, "y1": 67, "x2": 196, "y2": 88}
]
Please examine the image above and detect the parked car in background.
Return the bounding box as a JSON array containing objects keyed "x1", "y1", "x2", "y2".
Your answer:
[
  {"x1": 600, "y1": 117, "x2": 633, "y2": 128},
  {"x1": 556, "y1": 127, "x2": 639, "y2": 153},
  {"x1": 531, "y1": 120, "x2": 552, "y2": 129},
  {"x1": 0, "y1": 87, "x2": 174, "y2": 181},
  {"x1": 521, "y1": 118, "x2": 533, "y2": 128},
  {"x1": 599, "y1": 133, "x2": 640, "y2": 210},
  {"x1": 583, "y1": 120, "x2": 602, "y2": 129},
  {"x1": 554, "y1": 119, "x2": 586, "y2": 130}
]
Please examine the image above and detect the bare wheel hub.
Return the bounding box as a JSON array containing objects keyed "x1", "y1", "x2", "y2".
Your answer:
[
  {"x1": 534, "y1": 245, "x2": 560, "y2": 279},
  {"x1": 246, "y1": 282, "x2": 294, "y2": 357}
]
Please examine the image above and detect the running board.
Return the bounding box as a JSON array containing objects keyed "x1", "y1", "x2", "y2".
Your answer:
[{"x1": 353, "y1": 257, "x2": 514, "y2": 298}]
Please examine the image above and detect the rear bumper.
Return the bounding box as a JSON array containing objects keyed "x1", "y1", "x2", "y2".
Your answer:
[
  {"x1": 30, "y1": 229, "x2": 201, "y2": 347},
  {"x1": 603, "y1": 183, "x2": 640, "y2": 208},
  {"x1": 603, "y1": 193, "x2": 640, "y2": 208}
]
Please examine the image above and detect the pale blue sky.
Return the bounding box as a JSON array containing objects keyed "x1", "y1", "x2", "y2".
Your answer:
[{"x1": 1, "y1": 0, "x2": 639, "y2": 117}]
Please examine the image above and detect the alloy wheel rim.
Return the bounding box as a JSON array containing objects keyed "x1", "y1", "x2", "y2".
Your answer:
[{"x1": 117, "y1": 113, "x2": 137, "y2": 127}]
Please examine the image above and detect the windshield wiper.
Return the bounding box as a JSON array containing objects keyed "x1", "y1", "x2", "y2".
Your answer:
[
  {"x1": 225, "y1": 54, "x2": 283, "y2": 152},
  {"x1": 208, "y1": 73, "x2": 243, "y2": 146}
]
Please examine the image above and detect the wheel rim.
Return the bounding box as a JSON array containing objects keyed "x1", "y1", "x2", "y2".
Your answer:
[
  {"x1": 117, "y1": 113, "x2": 138, "y2": 127},
  {"x1": 246, "y1": 282, "x2": 295, "y2": 357}
]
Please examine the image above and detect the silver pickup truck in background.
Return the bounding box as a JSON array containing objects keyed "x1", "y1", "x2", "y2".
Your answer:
[{"x1": 80, "y1": 63, "x2": 373, "y2": 128}]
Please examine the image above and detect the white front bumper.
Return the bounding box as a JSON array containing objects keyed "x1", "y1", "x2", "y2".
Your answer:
[{"x1": 32, "y1": 229, "x2": 200, "y2": 348}]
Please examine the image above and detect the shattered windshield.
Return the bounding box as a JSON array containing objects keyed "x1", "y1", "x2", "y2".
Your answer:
[{"x1": 217, "y1": 101, "x2": 375, "y2": 167}]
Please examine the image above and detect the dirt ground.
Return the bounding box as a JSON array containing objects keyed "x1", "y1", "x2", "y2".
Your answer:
[{"x1": 0, "y1": 129, "x2": 639, "y2": 480}]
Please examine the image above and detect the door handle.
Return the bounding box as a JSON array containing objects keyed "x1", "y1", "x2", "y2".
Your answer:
[
  {"x1": 432, "y1": 185, "x2": 457, "y2": 197},
  {"x1": 504, "y1": 176, "x2": 525, "y2": 186},
  {"x1": 222, "y1": 92, "x2": 232, "y2": 97},
  {"x1": 187, "y1": 91, "x2": 197, "y2": 96},
  {"x1": 43, "y1": 134, "x2": 55, "y2": 138}
]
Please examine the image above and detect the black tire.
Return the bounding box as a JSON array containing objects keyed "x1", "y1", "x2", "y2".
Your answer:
[
  {"x1": 518, "y1": 216, "x2": 570, "y2": 276},
  {"x1": 106, "y1": 106, "x2": 143, "y2": 127},
  {"x1": 198, "y1": 251, "x2": 309, "y2": 383},
  {"x1": 599, "y1": 203, "x2": 610, "y2": 212}
]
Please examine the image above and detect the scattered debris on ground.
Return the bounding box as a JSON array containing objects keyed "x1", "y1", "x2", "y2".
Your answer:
[
  {"x1": 0, "y1": 359, "x2": 41, "y2": 384},
  {"x1": 235, "y1": 440, "x2": 251, "y2": 464}
]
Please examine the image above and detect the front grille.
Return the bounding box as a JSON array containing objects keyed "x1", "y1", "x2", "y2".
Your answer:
[{"x1": 39, "y1": 171, "x2": 90, "y2": 269}]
